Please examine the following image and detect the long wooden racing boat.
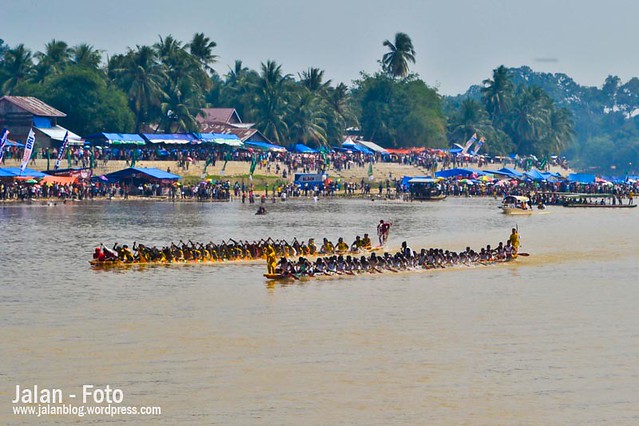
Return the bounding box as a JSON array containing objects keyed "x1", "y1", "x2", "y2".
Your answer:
[
  {"x1": 89, "y1": 245, "x2": 385, "y2": 268},
  {"x1": 264, "y1": 255, "x2": 519, "y2": 282},
  {"x1": 562, "y1": 194, "x2": 636, "y2": 208}
]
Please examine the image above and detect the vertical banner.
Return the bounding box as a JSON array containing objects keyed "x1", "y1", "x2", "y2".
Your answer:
[
  {"x1": 472, "y1": 137, "x2": 486, "y2": 156},
  {"x1": 0, "y1": 128, "x2": 8, "y2": 163},
  {"x1": 461, "y1": 133, "x2": 477, "y2": 155},
  {"x1": 54, "y1": 131, "x2": 69, "y2": 169},
  {"x1": 368, "y1": 162, "x2": 374, "y2": 180},
  {"x1": 19, "y1": 129, "x2": 36, "y2": 174}
]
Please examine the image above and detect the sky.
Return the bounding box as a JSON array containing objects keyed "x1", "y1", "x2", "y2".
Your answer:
[{"x1": 2, "y1": 0, "x2": 638, "y2": 95}]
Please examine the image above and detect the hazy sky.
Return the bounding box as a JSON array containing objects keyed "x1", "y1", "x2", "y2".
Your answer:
[{"x1": 2, "y1": 0, "x2": 638, "y2": 95}]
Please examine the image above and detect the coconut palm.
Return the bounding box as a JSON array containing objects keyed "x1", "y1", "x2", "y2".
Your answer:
[
  {"x1": 33, "y1": 39, "x2": 71, "y2": 83},
  {"x1": 160, "y1": 80, "x2": 204, "y2": 132},
  {"x1": 288, "y1": 90, "x2": 328, "y2": 147},
  {"x1": 481, "y1": 65, "x2": 514, "y2": 123},
  {"x1": 543, "y1": 107, "x2": 573, "y2": 154},
  {"x1": 448, "y1": 98, "x2": 491, "y2": 143},
  {"x1": 71, "y1": 43, "x2": 103, "y2": 70},
  {"x1": 509, "y1": 87, "x2": 549, "y2": 154},
  {"x1": 251, "y1": 60, "x2": 292, "y2": 143},
  {"x1": 299, "y1": 67, "x2": 331, "y2": 93},
  {"x1": 0, "y1": 44, "x2": 34, "y2": 93},
  {"x1": 381, "y1": 32, "x2": 416, "y2": 79},
  {"x1": 113, "y1": 45, "x2": 167, "y2": 131},
  {"x1": 187, "y1": 33, "x2": 217, "y2": 73}
]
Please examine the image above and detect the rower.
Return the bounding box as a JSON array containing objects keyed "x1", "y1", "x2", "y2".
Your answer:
[
  {"x1": 336, "y1": 237, "x2": 349, "y2": 253},
  {"x1": 509, "y1": 228, "x2": 520, "y2": 254},
  {"x1": 361, "y1": 233, "x2": 372, "y2": 250}
]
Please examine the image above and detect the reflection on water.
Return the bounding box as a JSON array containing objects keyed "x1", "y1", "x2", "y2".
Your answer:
[{"x1": 1, "y1": 198, "x2": 638, "y2": 424}]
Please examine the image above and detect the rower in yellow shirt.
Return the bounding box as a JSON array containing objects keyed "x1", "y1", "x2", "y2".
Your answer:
[{"x1": 336, "y1": 237, "x2": 349, "y2": 254}]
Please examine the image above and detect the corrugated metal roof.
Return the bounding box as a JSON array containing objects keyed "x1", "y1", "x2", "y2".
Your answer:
[
  {"x1": 197, "y1": 108, "x2": 241, "y2": 125},
  {"x1": 35, "y1": 125, "x2": 82, "y2": 142},
  {"x1": 198, "y1": 123, "x2": 258, "y2": 142},
  {"x1": 0, "y1": 96, "x2": 66, "y2": 117}
]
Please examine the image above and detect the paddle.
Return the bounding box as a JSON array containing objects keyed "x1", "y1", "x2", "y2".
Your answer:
[{"x1": 518, "y1": 252, "x2": 530, "y2": 257}]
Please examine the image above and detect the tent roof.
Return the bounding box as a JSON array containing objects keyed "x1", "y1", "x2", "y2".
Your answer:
[
  {"x1": 567, "y1": 173, "x2": 596, "y2": 184},
  {"x1": 408, "y1": 177, "x2": 439, "y2": 184},
  {"x1": 104, "y1": 167, "x2": 181, "y2": 181},
  {"x1": 290, "y1": 143, "x2": 318, "y2": 153},
  {"x1": 94, "y1": 133, "x2": 146, "y2": 145},
  {"x1": 244, "y1": 141, "x2": 286, "y2": 152},
  {"x1": 342, "y1": 140, "x2": 374, "y2": 154},
  {"x1": 35, "y1": 125, "x2": 82, "y2": 143},
  {"x1": 141, "y1": 133, "x2": 197, "y2": 144},
  {"x1": 195, "y1": 133, "x2": 243, "y2": 147},
  {"x1": 355, "y1": 140, "x2": 388, "y2": 154},
  {"x1": 435, "y1": 168, "x2": 486, "y2": 178},
  {"x1": 0, "y1": 167, "x2": 49, "y2": 178}
]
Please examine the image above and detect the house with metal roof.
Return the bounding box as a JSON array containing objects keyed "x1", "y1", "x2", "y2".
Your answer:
[
  {"x1": 0, "y1": 96, "x2": 82, "y2": 148},
  {"x1": 196, "y1": 107, "x2": 273, "y2": 145}
]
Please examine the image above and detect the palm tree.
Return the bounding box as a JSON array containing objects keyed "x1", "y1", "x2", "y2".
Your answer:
[
  {"x1": 381, "y1": 32, "x2": 416, "y2": 79},
  {"x1": 113, "y1": 45, "x2": 167, "y2": 131},
  {"x1": 71, "y1": 43, "x2": 103, "y2": 70},
  {"x1": 543, "y1": 107, "x2": 573, "y2": 154},
  {"x1": 448, "y1": 98, "x2": 491, "y2": 143},
  {"x1": 287, "y1": 90, "x2": 328, "y2": 147},
  {"x1": 324, "y1": 82, "x2": 357, "y2": 145},
  {"x1": 160, "y1": 80, "x2": 204, "y2": 132},
  {"x1": 0, "y1": 44, "x2": 34, "y2": 93},
  {"x1": 251, "y1": 60, "x2": 292, "y2": 143},
  {"x1": 33, "y1": 39, "x2": 71, "y2": 83},
  {"x1": 187, "y1": 33, "x2": 217, "y2": 73},
  {"x1": 299, "y1": 67, "x2": 331, "y2": 93},
  {"x1": 481, "y1": 65, "x2": 514, "y2": 124},
  {"x1": 509, "y1": 87, "x2": 549, "y2": 154}
]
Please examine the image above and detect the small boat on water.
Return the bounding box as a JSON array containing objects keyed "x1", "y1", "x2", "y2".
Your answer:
[
  {"x1": 408, "y1": 177, "x2": 447, "y2": 201},
  {"x1": 562, "y1": 193, "x2": 637, "y2": 208},
  {"x1": 500, "y1": 195, "x2": 533, "y2": 215}
]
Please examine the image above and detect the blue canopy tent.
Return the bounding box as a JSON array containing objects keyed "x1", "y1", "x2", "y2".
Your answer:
[
  {"x1": 0, "y1": 167, "x2": 49, "y2": 178},
  {"x1": 0, "y1": 168, "x2": 16, "y2": 178},
  {"x1": 244, "y1": 141, "x2": 286, "y2": 152},
  {"x1": 449, "y1": 148, "x2": 462, "y2": 154},
  {"x1": 104, "y1": 167, "x2": 180, "y2": 182},
  {"x1": 485, "y1": 167, "x2": 524, "y2": 179},
  {"x1": 194, "y1": 133, "x2": 243, "y2": 147},
  {"x1": 5, "y1": 140, "x2": 25, "y2": 147},
  {"x1": 567, "y1": 173, "x2": 596, "y2": 184},
  {"x1": 342, "y1": 141, "x2": 374, "y2": 154},
  {"x1": 524, "y1": 169, "x2": 546, "y2": 181},
  {"x1": 290, "y1": 143, "x2": 318, "y2": 153},
  {"x1": 401, "y1": 175, "x2": 432, "y2": 188},
  {"x1": 84, "y1": 133, "x2": 146, "y2": 146},
  {"x1": 141, "y1": 133, "x2": 197, "y2": 145},
  {"x1": 435, "y1": 168, "x2": 486, "y2": 178}
]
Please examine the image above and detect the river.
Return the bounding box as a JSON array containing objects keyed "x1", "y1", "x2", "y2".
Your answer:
[{"x1": 1, "y1": 197, "x2": 638, "y2": 424}]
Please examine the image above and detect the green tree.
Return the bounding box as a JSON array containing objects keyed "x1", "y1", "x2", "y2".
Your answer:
[
  {"x1": 112, "y1": 45, "x2": 167, "y2": 131},
  {"x1": 287, "y1": 89, "x2": 328, "y2": 147},
  {"x1": 0, "y1": 44, "x2": 34, "y2": 93},
  {"x1": 33, "y1": 39, "x2": 71, "y2": 83},
  {"x1": 381, "y1": 33, "x2": 416, "y2": 79},
  {"x1": 187, "y1": 32, "x2": 217, "y2": 74},
  {"x1": 25, "y1": 66, "x2": 134, "y2": 135},
  {"x1": 481, "y1": 65, "x2": 514, "y2": 124},
  {"x1": 71, "y1": 43, "x2": 103, "y2": 70},
  {"x1": 353, "y1": 73, "x2": 446, "y2": 148},
  {"x1": 251, "y1": 60, "x2": 292, "y2": 143}
]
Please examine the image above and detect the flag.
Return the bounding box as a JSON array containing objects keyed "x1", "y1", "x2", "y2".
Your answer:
[
  {"x1": 461, "y1": 133, "x2": 477, "y2": 155},
  {"x1": 368, "y1": 162, "x2": 374, "y2": 180},
  {"x1": 472, "y1": 137, "x2": 486, "y2": 156},
  {"x1": 0, "y1": 128, "x2": 9, "y2": 163},
  {"x1": 54, "y1": 131, "x2": 69, "y2": 169},
  {"x1": 540, "y1": 158, "x2": 548, "y2": 170},
  {"x1": 249, "y1": 156, "x2": 257, "y2": 176},
  {"x1": 19, "y1": 129, "x2": 36, "y2": 174}
]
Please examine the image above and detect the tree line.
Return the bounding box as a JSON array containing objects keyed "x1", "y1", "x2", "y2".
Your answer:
[{"x1": 0, "y1": 34, "x2": 576, "y2": 160}]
